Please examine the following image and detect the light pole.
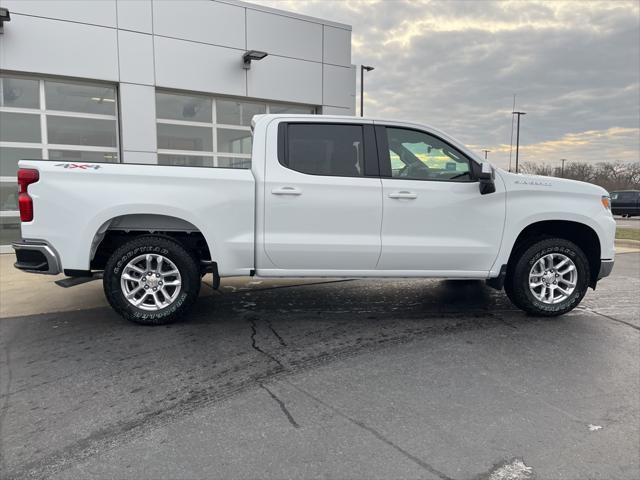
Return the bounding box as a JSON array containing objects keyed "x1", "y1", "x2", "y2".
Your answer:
[
  {"x1": 360, "y1": 65, "x2": 374, "y2": 117},
  {"x1": 482, "y1": 149, "x2": 491, "y2": 160},
  {"x1": 512, "y1": 111, "x2": 526, "y2": 173},
  {"x1": 560, "y1": 158, "x2": 566, "y2": 177}
]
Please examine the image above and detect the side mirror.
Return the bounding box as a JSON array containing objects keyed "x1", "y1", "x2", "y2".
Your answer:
[{"x1": 478, "y1": 162, "x2": 496, "y2": 195}]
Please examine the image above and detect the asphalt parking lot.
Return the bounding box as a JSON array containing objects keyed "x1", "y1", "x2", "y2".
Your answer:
[{"x1": 1, "y1": 254, "x2": 639, "y2": 480}]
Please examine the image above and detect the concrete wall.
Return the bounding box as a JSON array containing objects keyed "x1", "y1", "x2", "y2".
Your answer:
[{"x1": 0, "y1": 0, "x2": 355, "y2": 164}]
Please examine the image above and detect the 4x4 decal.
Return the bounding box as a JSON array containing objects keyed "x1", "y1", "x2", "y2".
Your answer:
[{"x1": 54, "y1": 163, "x2": 101, "y2": 170}]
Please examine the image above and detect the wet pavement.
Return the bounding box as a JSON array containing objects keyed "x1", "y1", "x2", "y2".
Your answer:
[{"x1": 1, "y1": 254, "x2": 639, "y2": 479}]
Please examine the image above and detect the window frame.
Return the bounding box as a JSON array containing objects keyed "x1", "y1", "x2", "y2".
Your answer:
[
  {"x1": 374, "y1": 125, "x2": 480, "y2": 183},
  {"x1": 156, "y1": 89, "x2": 317, "y2": 169},
  {"x1": 0, "y1": 74, "x2": 120, "y2": 251},
  {"x1": 277, "y1": 121, "x2": 379, "y2": 178},
  {"x1": 0, "y1": 74, "x2": 120, "y2": 164}
]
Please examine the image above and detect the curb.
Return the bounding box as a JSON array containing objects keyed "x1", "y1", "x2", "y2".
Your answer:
[{"x1": 615, "y1": 239, "x2": 640, "y2": 248}]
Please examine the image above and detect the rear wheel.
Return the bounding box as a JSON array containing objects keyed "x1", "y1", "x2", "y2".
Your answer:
[
  {"x1": 505, "y1": 237, "x2": 590, "y2": 316},
  {"x1": 103, "y1": 235, "x2": 201, "y2": 325}
]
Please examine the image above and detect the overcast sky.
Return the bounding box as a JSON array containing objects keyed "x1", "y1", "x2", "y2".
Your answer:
[{"x1": 253, "y1": 0, "x2": 639, "y2": 169}]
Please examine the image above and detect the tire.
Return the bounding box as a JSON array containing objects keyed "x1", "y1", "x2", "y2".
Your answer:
[
  {"x1": 504, "y1": 237, "x2": 590, "y2": 316},
  {"x1": 103, "y1": 235, "x2": 201, "y2": 325}
]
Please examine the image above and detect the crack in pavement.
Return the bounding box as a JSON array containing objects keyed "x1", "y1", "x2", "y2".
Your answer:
[
  {"x1": 259, "y1": 384, "x2": 300, "y2": 429},
  {"x1": 246, "y1": 315, "x2": 453, "y2": 478},
  {"x1": 247, "y1": 316, "x2": 286, "y2": 370},
  {"x1": 247, "y1": 315, "x2": 301, "y2": 429},
  {"x1": 581, "y1": 307, "x2": 640, "y2": 331},
  {"x1": 265, "y1": 318, "x2": 287, "y2": 347},
  {"x1": 283, "y1": 379, "x2": 455, "y2": 480}
]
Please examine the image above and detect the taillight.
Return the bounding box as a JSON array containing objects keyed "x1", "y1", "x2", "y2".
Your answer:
[{"x1": 17, "y1": 168, "x2": 39, "y2": 222}]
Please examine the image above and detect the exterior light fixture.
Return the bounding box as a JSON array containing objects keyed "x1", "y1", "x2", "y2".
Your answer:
[
  {"x1": 0, "y1": 7, "x2": 10, "y2": 34},
  {"x1": 243, "y1": 50, "x2": 268, "y2": 69},
  {"x1": 360, "y1": 65, "x2": 375, "y2": 116},
  {"x1": 512, "y1": 111, "x2": 526, "y2": 173}
]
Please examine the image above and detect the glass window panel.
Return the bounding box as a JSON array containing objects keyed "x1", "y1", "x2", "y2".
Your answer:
[
  {"x1": 156, "y1": 92, "x2": 212, "y2": 123},
  {"x1": 158, "y1": 154, "x2": 214, "y2": 167},
  {"x1": 269, "y1": 104, "x2": 315, "y2": 114},
  {"x1": 157, "y1": 124, "x2": 212, "y2": 151},
  {"x1": 0, "y1": 215, "x2": 21, "y2": 245},
  {"x1": 0, "y1": 112, "x2": 41, "y2": 143},
  {"x1": 0, "y1": 147, "x2": 43, "y2": 177},
  {"x1": 216, "y1": 156, "x2": 251, "y2": 169},
  {"x1": 284, "y1": 124, "x2": 364, "y2": 177},
  {"x1": 386, "y1": 127, "x2": 472, "y2": 181},
  {"x1": 48, "y1": 150, "x2": 118, "y2": 163},
  {"x1": 45, "y1": 81, "x2": 116, "y2": 115},
  {"x1": 217, "y1": 128, "x2": 252, "y2": 154},
  {"x1": 1, "y1": 77, "x2": 40, "y2": 109},
  {"x1": 216, "y1": 100, "x2": 265, "y2": 126},
  {"x1": 47, "y1": 116, "x2": 117, "y2": 148},
  {"x1": 0, "y1": 182, "x2": 19, "y2": 211}
]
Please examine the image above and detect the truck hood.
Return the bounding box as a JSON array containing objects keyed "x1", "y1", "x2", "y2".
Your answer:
[{"x1": 496, "y1": 169, "x2": 609, "y2": 197}]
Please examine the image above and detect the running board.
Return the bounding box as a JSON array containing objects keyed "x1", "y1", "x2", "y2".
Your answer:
[{"x1": 55, "y1": 273, "x2": 102, "y2": 288}]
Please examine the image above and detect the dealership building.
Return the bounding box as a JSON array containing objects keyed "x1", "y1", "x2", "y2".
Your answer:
[{"x1": 0, "y1": 0, "x2": 355, "y2": 252}]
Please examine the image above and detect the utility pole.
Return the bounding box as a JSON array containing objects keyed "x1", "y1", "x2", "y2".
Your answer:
[
  {"x1": 560, "y1": 158, "x2": 566, "y2": 177},
  {"x1": 482, "y1": 149, "x2": 491, "y2": 160},
  {"x1": 512, "y1": 111, "x2": 526, "y2": 173},
  {"x1": 360, "y1": 65, "x2": 374, "y2": 117}
]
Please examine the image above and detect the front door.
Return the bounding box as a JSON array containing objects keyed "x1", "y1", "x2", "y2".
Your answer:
[
  {"x1": 376, "y1": 125, "x2": 505, "y2": 274},
  {"x1": 263, "y1": 122, "x2": 382, "y2": 271}
]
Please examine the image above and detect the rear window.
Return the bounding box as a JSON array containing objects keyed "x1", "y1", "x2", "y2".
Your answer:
[{"x1": 280, "y1": 124, "x2": 364, "y2": 177}]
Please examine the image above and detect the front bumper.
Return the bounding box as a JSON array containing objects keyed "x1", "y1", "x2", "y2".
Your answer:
[
  {"x1": 12, "y1": 241, "x2": 61, "y2": 275},
  {"x1": 597, "y1": 259, "x2": 614, "y2": 280}
]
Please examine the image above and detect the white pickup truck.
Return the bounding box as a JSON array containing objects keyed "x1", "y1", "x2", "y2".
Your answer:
[{"x1": 13, "y1": 114, "x2": 615, "y2": 324}]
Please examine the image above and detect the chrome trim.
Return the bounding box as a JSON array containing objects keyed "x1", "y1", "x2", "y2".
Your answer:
[
  {"x1": 597, "y1": 259, "x2": 614, "y2": 280},
  {"x1": 12, "y1": 242, "x2": 61, "y2": 275}
]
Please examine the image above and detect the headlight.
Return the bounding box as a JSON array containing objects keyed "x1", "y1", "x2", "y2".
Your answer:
[{"x1": 601, "y1": 195, "x2": 611, "y2": 210}]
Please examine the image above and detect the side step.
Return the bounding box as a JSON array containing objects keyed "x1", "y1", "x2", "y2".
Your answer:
[{"x1": 55, "y1": 272, "x2": 102, "y2": 288}]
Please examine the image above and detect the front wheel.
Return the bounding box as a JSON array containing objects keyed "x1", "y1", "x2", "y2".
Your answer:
[
  {"x1": 103, "y1": 235, "x2": 201, "y2": 325},
  {"x1": 505, "y1": 238, "x2": 590, "y2": 316}
]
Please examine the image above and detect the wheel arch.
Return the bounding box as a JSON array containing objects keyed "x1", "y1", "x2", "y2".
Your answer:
[
  {"x1": 507, "y1": 220, "x2": 601, "y2": 287},
  {"x1": 89, "y1": 213, "x2": 213, "y2": 270}
]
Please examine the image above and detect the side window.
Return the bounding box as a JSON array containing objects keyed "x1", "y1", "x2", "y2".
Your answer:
[
  {"x1": 619, "y1": 192, "x2": 635, "y2": 202},
  {"x1": 385, "y1": 127, "x2": 473, "y2": 181},
  {"x1": 282, "y1": 124, "x2": 364, "y2": 177}
]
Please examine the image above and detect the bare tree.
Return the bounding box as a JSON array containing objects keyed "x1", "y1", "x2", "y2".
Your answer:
[{"x1": 517, "y1": 161, "x2": 640, "y2": 191}]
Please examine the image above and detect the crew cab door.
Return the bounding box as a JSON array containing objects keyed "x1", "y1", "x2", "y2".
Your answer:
[
  {"x1": 375, "y1": 124, "x2": 505, "y2": 274},
  {"x1": 262, "y1": 121, "x2": 382, "y2": 271}
]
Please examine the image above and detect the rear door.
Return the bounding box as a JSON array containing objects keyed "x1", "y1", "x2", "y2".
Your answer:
[{"x1": 263, "y1": 121, "x2": 382, "y2": 271}]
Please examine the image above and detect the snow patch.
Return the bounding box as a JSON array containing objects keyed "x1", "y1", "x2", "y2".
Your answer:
[{"x1": 488, "y1": 459, "x2": 534, "y2": 480}]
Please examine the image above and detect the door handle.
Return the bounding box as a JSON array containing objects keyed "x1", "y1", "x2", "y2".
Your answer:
[
  {"x1": 272, "y1": 186, "x2": 302, "y2": 196},
  {"x1": 388, "y1": 191, "x2": 417, "y2": 199}
]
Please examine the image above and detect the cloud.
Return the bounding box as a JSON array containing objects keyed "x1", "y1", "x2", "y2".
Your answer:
[
  {"x1": 251, "y1": 0, "x2": 640, "y2": 168},
  {"x1": 469, "y1": 127, "x2": 639, "y2": 169}
]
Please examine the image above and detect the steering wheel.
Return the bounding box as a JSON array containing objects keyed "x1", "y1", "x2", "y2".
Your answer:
[{"x1": 404, "y1": 161, "x2": 430, "y2": 178}]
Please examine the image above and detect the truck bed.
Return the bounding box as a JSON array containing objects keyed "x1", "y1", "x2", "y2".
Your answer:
[{"x1": 18, "y1": 160, "x2": 256, "y2": 275}]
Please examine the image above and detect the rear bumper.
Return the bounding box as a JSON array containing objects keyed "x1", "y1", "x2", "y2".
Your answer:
[
  {"x1": 12, "y1": 241, "x2": 61, "y2": 275},
  {"x1": 597, "y1": 259, "x2": 614, "y2": 280}
]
